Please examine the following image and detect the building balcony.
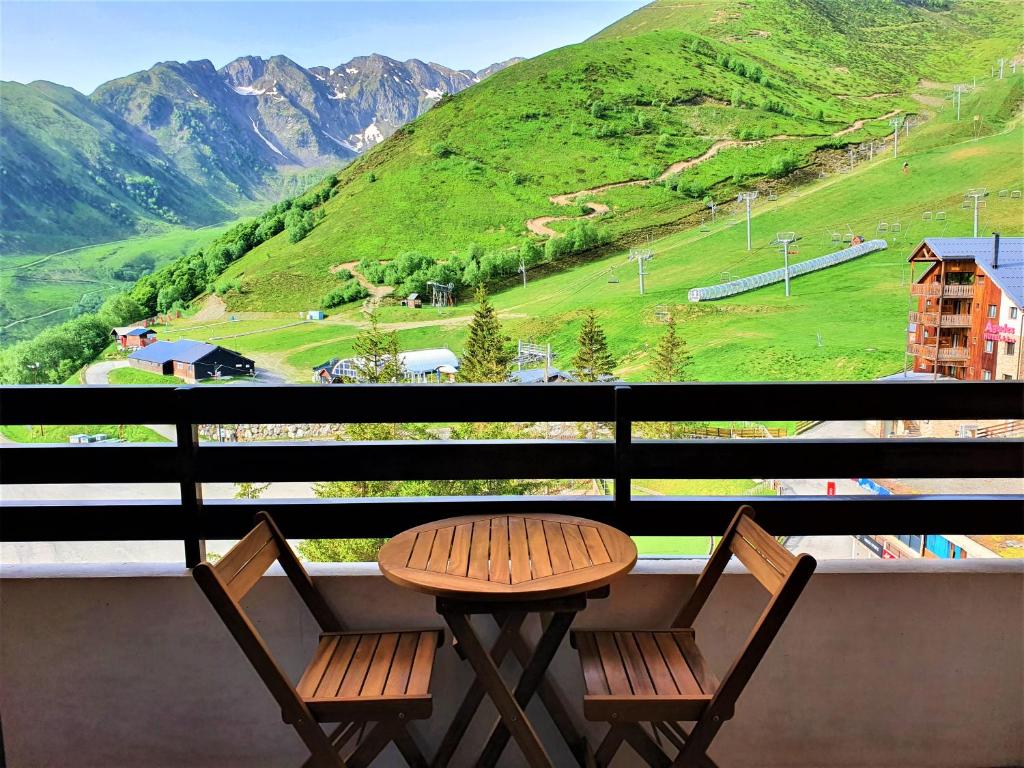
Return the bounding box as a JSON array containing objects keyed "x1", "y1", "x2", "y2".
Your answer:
[
  {"x1": 908, "y1": 312, "x2": 972, "y2": 328},
  {"x1": 910, "y1": 283, "x2": 942, "y2": 297},
  {"x1": 942, "y1": 284, "x2": 975, "y2": 298},
  {"x1": 1, "y1": 383, "x2": 1022, "y2": 767},
  {"x1": 908, "y1": 311, "x2": 939, "y2": 326},
  {"x1": 940, "y1": 313, "x2": 972, "y2": 327},
  {"x1": 909, "y1": 344, "x2": 970, "y2": 362}
]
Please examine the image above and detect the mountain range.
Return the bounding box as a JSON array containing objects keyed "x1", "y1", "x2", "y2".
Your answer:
[{"x1": 0, "y1": 54, "x2": 522, "y2": 254}]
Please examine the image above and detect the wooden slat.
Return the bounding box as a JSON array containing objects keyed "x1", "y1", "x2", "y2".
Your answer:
[
  {"x1": 737, "y1": 515, "x2": 796, "y2": 576},
  {"x1": 561, "y1": 523, "x2": 592, "y2": 570},
  {"x1": 676, "y1": 633, "x2": 720, "y2": 695},
  {"x1": 313, "y1": 634, "x2": 359, "y2": 698},
  {"x1": 406, "y1": 631, "x2": 438, "y2": 695},
  {"x1": 224, "y1": 538, "x2": 280, "y2": 601},
  {"x1": 468, "y1": 519, "x2": 491, "y2": 580},
  {"x1": 426, "y1": 525, "x2": 454, "y2": 574},
  {"x1": 446, "y1": 523, "x2": 472, "y2": 576},
  {"x1": 214, "y1": 521, "x2": 273, "y2": 583},
  {"x1": 360, "y1": 633, "x2": 400, "y2": 696},
  {"x1": 594, "y1": 632, "x2": 631, "y2": 695},
  {"x1": 615, "y1": 632, "x2": 655, "y2": 695},
  {"x1": 296, "y1": 636, "x2": 339, "y2": 697},
  {"x1": 407, "y1": 530, "x2": 435, "y2": 569},
  {"x1": 339, "y1": 634, "x2": 379, "y2": 696},
  {"x1": 635, "y1": 632, "x2": 678, "y2": 696},
  {"x1": 383, "y1": 633, "x2": 419, "y2": 696},
  {"x1": 544, "y1": 520, "x2": 573, "y2": 575},
  {"x1": 489, "y1": 516, "x2": 511, "y2": 585},
  {"x1": 525, "y1": 517, "x2": 553, "y2": 578},
  {"x1": 731, "y1": 533, "x2": 784, "y2": 592},
  {"x1": 575, "y1": 633, "x2": 610, "y2": 695},
  {"x1": 580, "y1": 525, "x2": 611, "y2": 565},
  {"x1": 654, "y1": 632, "x2": 702, "y2": 696},
  {"x1": 508, "y1": 516, "x2": 531, "y2": 584}
]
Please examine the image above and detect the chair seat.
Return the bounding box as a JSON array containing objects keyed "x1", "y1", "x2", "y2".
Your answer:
[
  {"x1": 296, "y1": 630, "x2": 443, "y2": 722},
  {"x1": 572, "y1": 629, "x2": 719, "y2": 722}
]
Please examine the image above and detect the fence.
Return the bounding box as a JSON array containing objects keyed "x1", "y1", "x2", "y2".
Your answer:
[
  {"x1": 688, "y1": 240, "x2": 888, "y2": 302},
  {"x1": 0, "y1": 381, "x2": 1022, "y2": 566}
]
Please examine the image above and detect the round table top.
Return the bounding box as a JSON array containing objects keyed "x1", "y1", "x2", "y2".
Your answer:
[{"x1": 378, "y1": 513, "x2": 638, "y2": 601}]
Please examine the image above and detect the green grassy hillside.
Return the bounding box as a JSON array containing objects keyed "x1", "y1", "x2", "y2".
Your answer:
[
  {"x1": 149, "y1": 71, "x2": 1024, "y2": 383},
  {"x1": 219, "y1": 0, "x2": 1021, "y2": 312}
]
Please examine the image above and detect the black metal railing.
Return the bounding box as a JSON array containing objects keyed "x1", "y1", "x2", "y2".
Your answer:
[{"x1": 1, "y1": 382, "x2": 1022, "y2": 566}]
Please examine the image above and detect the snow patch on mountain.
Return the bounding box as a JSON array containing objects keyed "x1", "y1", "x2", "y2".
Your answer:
[
  {"x1": 423, "y1": 87, "x2": 445, "y2": 100},
  {"x1": 231, "y1": 84, "x2": 266, "y2": 96},
  {"x1": 249, "y1": 118, "x2": 286, "y2": 157}
]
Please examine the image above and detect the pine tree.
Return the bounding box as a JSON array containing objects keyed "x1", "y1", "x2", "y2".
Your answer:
[
  {"x1": 458, "y1": 285, "x2": 513, "y2": 382},
  {"x1": 348, "y1": 312, "x2": 403, "y2": 383},
  {"x1": 649, "y1": 315, "x2": 690, "y2": 383},
  {"x1": 572, "y1": 309, "x2": 616, "y2": 382}
]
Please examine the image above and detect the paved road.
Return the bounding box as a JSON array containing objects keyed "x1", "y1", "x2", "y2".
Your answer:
[{"x1": 82, "y1": 360, "x2": 178, "y2": 440}]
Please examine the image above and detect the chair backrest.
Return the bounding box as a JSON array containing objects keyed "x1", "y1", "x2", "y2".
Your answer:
[
  {"x1": 191, "y1": 512, "x2": 345, "y2": 726},
  {"x1": 673, "y1": 505, "x2": 816, "y2": 719}
]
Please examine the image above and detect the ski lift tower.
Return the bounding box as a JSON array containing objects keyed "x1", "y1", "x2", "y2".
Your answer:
[
  {"x1": 629, "y1": 247, "x2": 655, "y2": 295},
  {"x1": 426, "y1": 281, "x2": 455, "y2": 308},
  {"x1": 890, "y1": 115, "x2": 902, "y2": 157},
  {"x1": 964, "y1": 188, "x2": 988, "y2": 237},
  {"x1": 775, "y1": 232, "x2": 797, "y2": 298},
  {"x1": 737, "y1": 191, "x2": 759, "y2": 251}
]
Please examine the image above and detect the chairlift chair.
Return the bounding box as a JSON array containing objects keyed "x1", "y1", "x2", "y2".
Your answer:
[
  {"x1": 1011, "y1": 190, "x2": 1022, "y2": 200},
  {"x1": 998, "y1": 189, "x2": 1009, "y2": 198},
  {"x1": 935, "y1": 211, "x2": 946, "y2": 221},
  {"x1": 607, "y1": 271, "x2": 620, "y2": 284},
  {"x1": 891, "y1": 221, "x2": 901, "y2": 233},
  {"x1": 922, "y1": 211, "x2": 933, "y2": 221},
  {"x1": 877, "y1": 222, "x2": 889, "y2": 233},
  {"x1": 831, "y1": 232, "x2": 841, "y2": 244}
]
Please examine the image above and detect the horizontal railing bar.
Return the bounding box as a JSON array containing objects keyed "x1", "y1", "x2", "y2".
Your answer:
[
  {"x1": 3, "y1": 438, "x2": 1020, "y2": 483},
  {"x1": 2, "y1": 495, "x2": 1022, "y2": 540},
  {"x1": 2, "y1": 381, "x2": 1022, "y2": 426},
  {"x1": 0, "y1": 444, "x2": 180, "y2": 484},
  {"x1": 195, "y1": 440, "x2": 614, "y2": 481},
  {"x1": 631, "y1": 438, "x2": 1024, "y2": 478}
]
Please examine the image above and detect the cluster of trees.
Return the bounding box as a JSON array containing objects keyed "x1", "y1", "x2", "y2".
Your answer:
[
  {"x1": 358, "y1": 223, "x2": 605, "y2": 302},
  {"x1": 0, "y1": 174, "x2": 340, "y2": 384},
  {"x1": 717, "y1": 53, "x2": 769, "y2": 88}
]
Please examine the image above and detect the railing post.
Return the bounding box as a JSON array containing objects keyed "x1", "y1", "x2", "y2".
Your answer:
[
  {"x1": 614, "y1": 385, "x2": 632, "y2": 514},
  {"x1": 175, "y1": 386, "x2": 205, "y2": 568}
]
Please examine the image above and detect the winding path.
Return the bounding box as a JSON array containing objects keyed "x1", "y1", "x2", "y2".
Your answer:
[{"x1": 525, "y1": 110, "x2": 902, "y2": 239}]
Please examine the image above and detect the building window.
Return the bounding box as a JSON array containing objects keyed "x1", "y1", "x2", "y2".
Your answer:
[
  {"x1": 1011, "y1": 307, "x2": 1019, "y2": 320},
  {"x1": 988, "y1": 304, "x2": 998, "y2": 318},
  {"x1": 983, "y1": 370, "x2": 992, "y2": 380},
  {"x1": 985, "y1": 339, "x2": 994, "y2": 353},
  {"x1": 977, "y1": 274, "x2": 985, "y2": 282},
  {"x1": 1004, "y1": 374, "x2": 1014, "y2": 380},
  {"x1": 1007, "y1": 341, "x2": 1016, "y2": 356}
]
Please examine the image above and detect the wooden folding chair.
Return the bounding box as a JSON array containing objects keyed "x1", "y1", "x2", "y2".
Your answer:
[
  {"x1": 571, "y1": 505, "x2": 816, "y2": 768},
  {"x1": 192, "y1": 511, "x2": 442, "y2": 768}
]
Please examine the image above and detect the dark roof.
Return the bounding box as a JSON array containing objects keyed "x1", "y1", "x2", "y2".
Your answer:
[
  {"x1": 129, "y1": 339, "x2": 219, "y2": 365},
  {"x1": 312, "y1": 358, "x2": 339, "y2": 372},
  {"x1": 126, "y1": 328, "x2": 154, "y2": 336},
  {"x1": 509, "y1": 368, "x2": 574, "y2": 384},
  {"x1": 913, "y1": 237, "x2": 1024, "y2": 308}
]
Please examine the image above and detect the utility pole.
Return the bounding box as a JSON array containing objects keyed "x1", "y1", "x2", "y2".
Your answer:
[
  {"x1": 629, "y1": 247, "x2": 654, "y2": 296},
  {"x1": 708, "y1": 199, "x2": 717, "y2": 223},
  {"x1": 998, "y1": 58, "x2": 1005, "y2": 79},
  {"x1": 954, "y1": 85, "x2": 962, "y2": 122},
  {"x1": 776, "y1": 232, "x2": 797, "y2": 298},
  {"x1": 519, "y1": 256, "x2": 527, "y2": 288},
  {"x1": 890, "y1": 116, "x2": 901, "y2": 157},
  {"x1": 737, "y1": 191, "x2": 759, "y2": 251},
  {"x1": 965, "y1": 188, "x2": 988, "y2": 237}
]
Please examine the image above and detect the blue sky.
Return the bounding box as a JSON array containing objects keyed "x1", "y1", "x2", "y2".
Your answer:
[{"x1": 1, "y1": 1, "x2": 646, "y2": 93}]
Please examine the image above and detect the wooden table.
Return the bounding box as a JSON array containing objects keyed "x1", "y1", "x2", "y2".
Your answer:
[{"x1": 378, "y1": 513, "x2": 637, "y2": 768}]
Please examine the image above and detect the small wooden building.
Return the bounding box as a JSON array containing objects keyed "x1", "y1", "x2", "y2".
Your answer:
[
  {"x1": 111, "y1": 326, "x2": 157, "y2": 349},
  {"x1": 401, "y1": 293, "x2": 422, "y2": 309},
  {"x1": 129, "y1": 340, "x2": 255, "y2": 383}
]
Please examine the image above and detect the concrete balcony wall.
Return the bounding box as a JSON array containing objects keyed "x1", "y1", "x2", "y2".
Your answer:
[{"x1": 1, "y1": 560, "x2": 1021, "y2": 768}]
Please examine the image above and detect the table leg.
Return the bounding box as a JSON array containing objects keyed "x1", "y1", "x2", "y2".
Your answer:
[
  {"x1": 494, "y1": 614, "x2": 587, "y2": 767},
  {"x1": 477, "y1": 611, "x2": 577, "y2": 768},
  {"x1": 443, "y1": 611, "x2": 553, "y2": 768},
  {"x1": 433, "y1": 612, "x2": 527, "y2": 768}
]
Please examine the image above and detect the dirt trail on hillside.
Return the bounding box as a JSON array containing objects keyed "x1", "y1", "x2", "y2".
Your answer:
[
  {"x1": 333, "y1": 260, "x2": 395, "y2": 309},
  {"x1": 192, "y1": 294, "x2": 227, "y2": 322},
  {"x1": 525, "y1": 109, "x2": 904, "y2": 239}
]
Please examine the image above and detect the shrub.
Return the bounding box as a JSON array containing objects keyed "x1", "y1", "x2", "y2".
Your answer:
[
  {"x1": 590, "y1": 100, "x2": 610, "y2": 119},
  {"x1": 768, "y1": 153, "x2": 800, "y2": 178},
  {"x1": 431, "y1": 142, "x2": 455, "y2": 158}
]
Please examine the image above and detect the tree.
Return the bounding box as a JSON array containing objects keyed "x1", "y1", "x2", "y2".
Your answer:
[
  {"x1": 99, "y1": 293, "x2": 145, "y2": 326},
  {"x1": 348, "y1": 312, "x2": 403, "y2": 383},
  {"x1": 156, "y1": 284, "x2": 182, "y2": 313},
  {"x1": 459, "y1": 285, "x2": 513, "y2": 382},
  {"x1": 643, "y1": 314, "x2": 695, "y2": 439},
  {"x1": 649, "y1": 315, "x2": 690, "y2": 383},
  {"x1": 572, "y1": 309, "x2": 615, "y2": 382}
]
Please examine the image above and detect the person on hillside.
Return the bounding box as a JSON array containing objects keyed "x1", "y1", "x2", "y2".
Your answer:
[{"x1": 903, "y1": 161, "x2": 910, "y2": 175}]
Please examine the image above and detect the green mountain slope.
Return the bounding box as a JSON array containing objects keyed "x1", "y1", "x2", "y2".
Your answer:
[
  {"x1": 0, "y1": 81, "x2": 232, "y2": 254},
  {"x1": 221, "y1": 0, "x2": 1022, "y2": 311}
]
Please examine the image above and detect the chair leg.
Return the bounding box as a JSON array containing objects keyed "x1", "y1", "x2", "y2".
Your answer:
[
  {"x1": 670, "y1": 716, "x2": 723, "y2": 768},
  {"x1": 393, "y1": 724, "x2": 429, "y2": 768},
  {"x1": 345, "y1": 722, "x2": 397, "y2": 768},
  {"x1": 621, "y1": 724, "x2": 672, "y2": 768},
  {"x1": 594, "y1": 726, "x2": 626, "y2": 768}
]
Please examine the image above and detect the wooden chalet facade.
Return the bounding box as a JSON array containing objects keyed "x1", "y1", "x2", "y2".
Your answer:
[
  {"x1": 908, "y1": 236, "x2": 1023, "y2": 381},
  {"x1": 111, "y1": 326, "x2": 157, "y2": 349}
]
